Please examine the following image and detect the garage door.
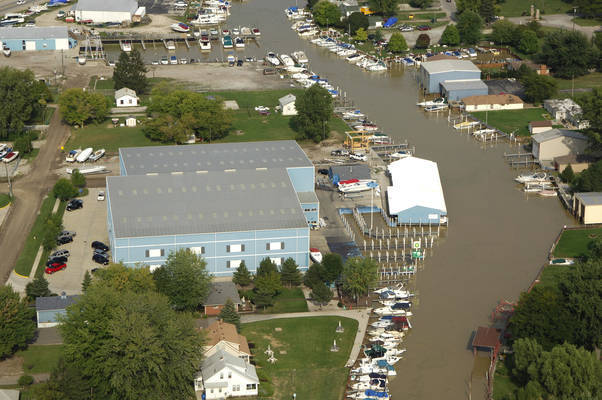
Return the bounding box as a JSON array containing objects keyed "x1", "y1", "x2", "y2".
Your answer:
[{"x1": 25, "y1": 41, "x2": 36, "y2": 51}]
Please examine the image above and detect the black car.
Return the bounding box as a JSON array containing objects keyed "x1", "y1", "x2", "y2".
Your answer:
[
  {"x1": 47, "y1": 256, "x2": 68, "y2": 265},
  {"x1": 318, "y1": 168, "x2": 329, "y2": 175},
  {"x1": 66, "y1": 199, "x2": 83, "y2": 211},
  {"x1": 57, "y1": 235, "x2": 73, "y2": 245},
  {"x1": 93, "y1": 248, "x2": 108, "y2": 256},
  {"x1": 91, "y1": 241, "x2": 109, "y2": 252},
  {"x1": 92, "y1": 253, "x2": 109, "y2": 265}
]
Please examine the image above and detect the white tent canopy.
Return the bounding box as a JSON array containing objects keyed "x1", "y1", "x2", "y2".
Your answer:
[{"x1": 387, "y1": 157, "x2": 447, "y2": 216}]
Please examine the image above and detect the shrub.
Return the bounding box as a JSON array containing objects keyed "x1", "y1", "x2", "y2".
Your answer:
[{"x1": 18, "y1": 375, "x2": 34, "y2": 386}]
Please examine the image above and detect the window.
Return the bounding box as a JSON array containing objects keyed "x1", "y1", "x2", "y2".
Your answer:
[
  {"x1": 146, "y1": 249, "x2": 164, "y2": 258},
  {"x1": 189, "y1": 246, "x2": 205, "y2": 255},
  {"x1": 246, "y1": 384, "x2": 257, "y2": 390},
  {"x1": 227, "y1": 260, "x2": 242, "y2": 269},
  {"x1": 220, "y1": 373, "x2": 223, "y2": 379},
  {"x1": 270, "y1": 257, "x2": 283, "y2": 266},
  {"x1": 233, "y1": 385, "x2": 240, "y2": 392},
  {"x1": 128, "y1": 99, "x2": 132, "y2": 104},
  {"x1": 149, "y1": 264, "x2": 161, "y2": 273},
  {"x1": 267, "y1": 241, "x2": 284, "y2": 250},
  {"x1": 227, "y1": 244, "x2": 244, "y2": 253},
  {"x1": 120, "y1": 99, "x2": 124, "y2": 105},
  {"x1": 228, "y1": 372, "x2": 232, "y2": 379}
]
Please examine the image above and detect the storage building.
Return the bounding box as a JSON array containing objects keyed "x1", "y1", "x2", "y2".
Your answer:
[
  {"x1": 279, "y1": 94, "x2": 297, "y2": 116},
  {"x1": 531, "y1": 129, "x2": 589, "y2": 163},
  {"x1": 204, "y1": 281, "x2": 241, "y2": 316},
  {"x1": 462, "y1": 94, "x2": 523, "y2": 111},
  {"x1": 328, "y1": 164, "x2": 371, "y2": 185},
  {"x1": 0, "y1": 26, "x2": 74, "y2": 51},
  {"x1": 386, "y1": 157, "x2": 447, "y2": 225},
  {"x1": 36, "y1": 293, "x2": 79, "y2": 328},
  {"x1": 418, "y1": 59, "x2": 482, "y2": 94},
  {"x1": 73, "y1": 0, "x2": 138, "y2": 24},
  {"x1": 554, "y1": 154, "x2": 598, "y2": 173},
  {"x1": 529, "y1": 120, "x2": 553, "y2": 135},
  {"x1": 440, "y1": 79, "x2": 489, "y2": 101},
  {"x1": 107, "y1": 141, "x2": 317, "y2": 275},
  {"x1": 572, "y1": 192, "x2": 602, "y2": 225},
  {"x1": 115, "y1": 87, "x2": 138, "y2": 107}
]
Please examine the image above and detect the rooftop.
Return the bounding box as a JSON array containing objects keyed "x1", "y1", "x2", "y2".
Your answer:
[
  {"x1": 115, "y1": 87, "x2": 137, "y2": 99},
  {"x1": 574, "y1": 192, "x2": 602, "y2": 205},
  {"x1": 554, "y1": 154, "x2": 598, "y2": 165},
  {"x1": 472, "y1": 326, "x2": 500, "y2": 349},
  {"x1": 421, "y1": 59, "x2": 481, "y2": 74},
  {"x1": 204, "y1": 320, "x2": 251, "y2": 356},
  {"x1": 279, "y1": 94, "x2": 296, "y2": 106},
  {"x1": 329, "y1": 164, "x2": 371, "y2": 182},
  {"x1": 205, "y1": 281, "x2": 241, "y2": 306},
  {"x1": 529, "y1": 120, "x2": 553, "y2": 127},
  {"x1": 462, "y1": 94, "x2": 523, "y2": 106},
  {"x1": 440, "y1": 79, "x2": 488, "y2": 91},
  {"x1": 119, "y1": 140, "x2": 313, "y2": 176},
  {"x1": 202, "y1": 349, "x2": 258, "y2": 383},
  {"x1": 74, "y1": 0, "x2": 138, "y2": 12},
  {"x1": 107, "y1": 168, "x2": 308, "y2": 238},
  {"x1": 0, "y1": 26, "x2": 68, "y2": 40},
  {"x1": 0, "y1": 389, "x2": 20, "y2": 400},
  {"x1": 532, "y1": 129, "x2": 588, "y2": 143},
  {"x1": 297, "y1": 191, "x2": 319, "y2": 204},
  {"x1": 36, "y1": 294, "x2": 79, "y2": 311}
]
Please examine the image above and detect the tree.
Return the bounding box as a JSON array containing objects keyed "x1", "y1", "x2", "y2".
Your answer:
[
  {"x1": 280, "y1": 258, "x2": 302, "y2": 287},
  {"x1": 341, "y1": 257, "x2": 379, "y2": 304},
  {"x1": 440, "y1": 24, "x2": 460, "y2": 46},
  {"x1": 387, "y1": 33, "x2": 408, "y2": 53},
  {"x1": 70, "y1": 169, "x2": 86, "y2": 189},
  {"x1": 589, "y1": 238, "x2": 602, "y2": 261},
  {"x1": 455, "y1": 0, "x2": 479, "y2": 14},
  {"x1": 457, "y1": 11, "x2": 482, "y2": 45},
  {"x1": 13, "y1": 133, "x2": 33, "y2": 155},
  {"x1": 491, "y1": 20, "x2": 517, "y2": 45},
  {"x1": 292, "y1": 84, "x2": 334, "y2": 142},
  {"x1": 53, "y1": 178, "x2": 78, "y2": 201},
  {"x1": 575, "y1": 0, "x2": 602, "y2": 19},
  {"x1": 369, "y1": 0, "x2": 399, "y2": 16},
  {"x1": 409, "y1": 0, "x2": 432, "y2": 9},
  {"x1": 0, "y1": 285, "x2": 36, "y2": 358},
  {"x1": 345, "y1": 12, "x2": 368, "y2": 35},
  {"x1": 60, "y1": 285, "x2": 204, "y2": 400},
  {"x1": 303, "y1": 262, "x2": 326, "y2": 289},
  {"x1": 41, "y1": 213, "x2": 63, "y2": 251},
  {"x1": 26, "y1": 275, "x2": 51, "y2": 300},
  {"x1": 521, "y1": 73, "x2": 557, "y2": 104},
  {"x1": 0, "y1": 67, "x2": 51, "y2": 139},
  {"x1": 153, "y1": 249, "x2": 212, "y2": 311},
  {"x1": 313, "y1": 1, "x2": 341, "y2": 27},
  {"x1": 512, "y1": 337, "x2": 544, "y2": 385},
  {"x1": 113, "y1": 49, "x2": 149, "y2": 95},
  {"x1": 559, "y1": 164, "x2": 575, "y2": 184},
  {"x1": 354, "y1": 27, "x2": 368, "y2": 42},
  {"x1": 254, "y1": 270, "x2": 282, "y2": 308},
  {"x1": 256, "y1": 257, "x2": 279, "y2": 277},
  {"x1": 322, "y1": 253, "x2": 344, "y2": 283},
  {"x1": 81, "y1": 270, "x2": 92, "y2": 292},
  {"x1": 306, "y1": 0, "x2": 319, "y2": 10},
  {"x1": 218, "y1": 298, "x2": 241, "y2": 331},
  {"x1": 537, "y1": 30, "x2": 596, "y2": 78},
  {"x1": 232, "y1": 260, "x2": 252, "y2": 286},
  {"x1": 572, "y1": 160, "x2": 602, "y2": 192},
  {"x1": 415, "y1": 33, "x2": 430, "y2": 49},
  {"x1": 310, "y1": 281, "x2": 333, "y2": 308},
  {"x1": 478, "y1": 0, "x2": 495, "y2": 23},
  {"x1": 31, "y1": 357, "x2": 90, "y2": 400},
  {"x1": 59, "y1": 89, "x2": 108, "y2": 128},
  {"x1": 577, "y1": 88, "x2": 602, "y2": 151},
  {"x1": 518, "y1": 29, "x2": 539, "y2": 54},
  {"x1": 374, "y1": 29, "x2": 384, "y2": 42},
  {"x1": 93, "y1": 262, "x2": 156, "y2": 293}
]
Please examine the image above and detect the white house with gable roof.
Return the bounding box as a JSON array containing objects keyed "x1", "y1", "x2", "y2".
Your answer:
[
  {"x1": 195, "y1": 349, "x2": 259, "y2": 399},
  {"x1": 279, "y1": 94, "x2": 297, "y2": 116},
  {"x1": 115, "y1": 87, "x2": 138, "y2": 107}
]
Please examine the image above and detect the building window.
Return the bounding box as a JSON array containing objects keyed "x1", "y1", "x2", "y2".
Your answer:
[
  {"x1": 220, "y1": 373, "x2": 223, "y2": 379},
  {"x1": 228, "y1": 372, "x2": 232, "y2": 379},
  {"x1": 146, "y1": 249, "x2": 164, "y2": 257},
  {"x1": 270, "y1": 257, "x2": 283, "y2": 266},
  {"x1": 227, "y1": 260, "x2": 242, "y2": 269},
  {"x1": 233, "y1": 385, "x2": 240, "y2": 392},
  {"x1": 227, "y1": 244, "x2": 244, "y2": 253},
  {"x1": 267, "y1": 242, "x2": 284, "y2": 250},
  {"x1": 129, "y1": 99, "x2": 132, "y2": 104},
  {"x1": 120, "y1": 100, "x2": 124, "y2": 105},
  {"x1": 149, "y1": 265, "x2": 161, "y2": 273},
  {"x1": 189, "y1": 246, "x2": 205, "y2": 255},
  {"x1": 246, "y1": 384, "x2": 257, "y2": 390}
]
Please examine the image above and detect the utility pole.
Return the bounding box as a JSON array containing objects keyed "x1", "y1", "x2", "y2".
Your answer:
[
  {"x1": 572, "y1": 7, "x2": 577, "y2": 31},
  {"x1": 4, "y1": 162, "x2": 13, "y2": 199}
]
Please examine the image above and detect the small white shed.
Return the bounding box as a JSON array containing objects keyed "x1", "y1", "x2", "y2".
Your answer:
[
  {"x1": 279, "y1": 94, "x2": 297, "y2": 116},
  {"x1": 125, "y1": 116, "x2": 137, "y2": 127},
  {"x1": 115, "y1": 87, "x2": 138, "y2": 107}
]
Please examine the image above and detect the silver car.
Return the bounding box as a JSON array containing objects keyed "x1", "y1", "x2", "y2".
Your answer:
[{"x1": 50, "y1": 249, "x2": 70, "y2": 258}]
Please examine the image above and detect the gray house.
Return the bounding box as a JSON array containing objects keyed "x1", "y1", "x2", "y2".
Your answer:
[
  {"x1": 204, "y1": 281, "x2": 242, "y2": 316},
  {"x1": 36, "y1": 293, "x2": 79, "y2": 328}
]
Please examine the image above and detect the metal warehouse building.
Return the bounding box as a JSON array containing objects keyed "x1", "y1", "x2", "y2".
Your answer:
[
  {"x1": 419, "y1": 59, "x2": 483, "y2": 94},
  {"x1": 440, "y1": 79, "x2": 489, "y2": 101},
  {"x1": 0, "y1": 26, "x2": 75, "y2": 51},
  {"x1": 73, "y1": 0, "x2": 138, "y2": 23},
  {"x1": 107, "y1": 140, "x2": 318, "y2": 275}
]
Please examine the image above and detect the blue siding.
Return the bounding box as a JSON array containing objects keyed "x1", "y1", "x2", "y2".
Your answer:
[
  {"x1": 300, "y1": 202, "x2": 319, "y2": 225},
  {"x1": 2, "y1": 38, "x2": 73, "y2": 51},
  {"x1": 37, "y1": 309, "x2": 66, "y2": 324},
  {"x1": 287, "y1": 167, "x2": 314, "y2": 192},
  {"x1": 395, "y1": 205, "x2": 446, "y2": 224},
  {"x1": 443, "y1": 87, "x2": 488, "y2": 101},
  {"x1": 422, "y1": 70, "x2": 482, "y2": 94}
]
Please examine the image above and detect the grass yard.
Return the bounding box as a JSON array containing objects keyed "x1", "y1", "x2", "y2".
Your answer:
[
  {"x1": 470, "y1": 108, "x2": 551, "y2": 137},
  {"x1": 0, "y1": 193, "x2": 11, "y2": 208},
  {"x1": 27, "y1": 107, "x2": 55, "y2": 126},
  {"x1": 207, "y1": 89, "x2": 305, "y2": 110},
  {"x1": 573, "y1": 18, "x2": 602, "y2": 27},
  {"x1": 497, "y1": 0, "x2": 571, "y2": 17},
  {"x1": 15, "y1": 345, "x2": 64, "y2": 374},
  {"x1": 241, "y1": 316, "x2": 358, "y2": 400},
  {"x1": 14, "y1": 196, "x2": 57, "y2": 276},
  {"x1": 555, "y1": 72, "x2": 602, "y2": 90},
  {"x1": 258, "y1": 288, "x2": 308, "y2": 314},
  {"x1": 35, "y1": 200, "x2": 67, "y2": 279},
  {"x1": 65, "y1": 124, "x2": 153, "y2": 153},
  {"x1": 553, "y1": 228, "x2": 602, "y2": 258},
  {"x1": 492, "y1": 360, "x2": 519, "y2": 400},
  {"x1": 537, "y1": 265, "x2": 572, "y2": 289},
  {"x1": 89, "y1": 76, "x2": 115, "y2": 90},
  {"x1": 396, "y1": 11, "x2": 447, "y2": 20}
]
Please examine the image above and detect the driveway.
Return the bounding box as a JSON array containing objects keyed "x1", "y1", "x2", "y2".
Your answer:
[{"x1": 508, "y1": 14, "x2": 600, "y2": 39}]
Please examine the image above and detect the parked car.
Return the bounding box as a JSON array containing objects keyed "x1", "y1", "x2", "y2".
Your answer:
[
  {"x1": 47, "y1": 256, "x2": 68, "y2": 265},
  {"x1": 57, "y1": 235, "x2": 73, "y2": 245},
  {"x1": 60, "y1": 230, "x2": 76, "y2": 238},
  {"x1": 45, "y1": 262, "x2": 66, "y2": 274},
  {"x1": 97, "y1": 191, "x2": 105, "y2": 201},
  {"x1": 66, "y1": 199, "x2": 83, "y2": 211},
  {"x1": 50, "y1": 249, "x2": 70, "y2": 258},
  {"x1": 91, "y1": 241, "x2": 109, "y2": 252},
  {"x1": 399, "y1": 25, "x2": 413, "y2": 32},
  {"x1": 416, "y1": 25, "x2": 431, "y2": 31},
  {"x1": 349, "y1": 153, "x2": 367, "y2": 162},
  {"x1": 317, "y1": 168, "x2": 329, "y2": 175},
  {"x1": 93, "y1": 248, "x2": 108, "y2": 256},
  {"x1": 331, "y1": 149, "x2": 349, "y2": 156},
  {"x1": 92, "y1": 253, "x2": 109, "y2": 265}
]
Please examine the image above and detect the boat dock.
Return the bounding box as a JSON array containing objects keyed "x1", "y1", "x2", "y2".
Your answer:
[{"x1": 504, "y1": 152, "x2": 539, "y2": 168}]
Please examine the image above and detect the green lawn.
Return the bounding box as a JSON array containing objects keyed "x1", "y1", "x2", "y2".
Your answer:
[
  {"x1": 493, "y1": 360, "x2": 519, "y2": 400},
  {"x1": 14, "y1": 196, "x2": 57, "y2": 276},
  {"x1": 470, "y1": 108, "x2": 552, "y2": 137},
  {"x1": 555, "y1": 72, "x2": 602, "y2": 90},
  {"x1": 537, "y1": 265, "x2": 572, "y2": 289},
  {"x1": 573, "y1": 18, "x2": 602, "y2": 27},
  {"x1": 35, "y1": 200, "x2": 67, "y2": 279},
  {"x1": 22, "y1": 148, "x2": 40, "y2": 161},
  {"x1": 0, "y1": 193, "x2": 11, "y2": 208},
  {"x1": 241, "y1": 317, "x2": 358, "y2": 399},
  {"x1": 553, "y1": 228, "x2": 602, "y2": 258},
  {"x1": 207, "y1": 89, "x2": 306, "y2": 110},
  {"x1": 396, "y1": 11, "x2": 447, "y2": 20},
  {"x1": 66, "y1": 125, "x2": 153, "y2": 153},
  {"x1": 15, "y1": 345, "x2": 64, "y2": 374},
  {"x1": 89, "y1": 76, "x2": 115, "y2": 90},
  {"x1": 258, "y1": 288, "x2": 308, "y2": 314},
  {"x1": 497, "y1": 0, "x2": 571, "y2": 17}
]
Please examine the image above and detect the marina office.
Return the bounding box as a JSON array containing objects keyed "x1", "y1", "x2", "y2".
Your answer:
[{"x1": 106, "y1": 141, "x2": 318, "y2": 275}]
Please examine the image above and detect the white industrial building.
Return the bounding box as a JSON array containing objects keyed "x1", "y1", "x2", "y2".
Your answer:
[
  {"x1": 0, "y1": 26, "x2": 73, "y2": 51},
  {"x1": 387, "y1": 157, "x2": 447, "y2": 225},
  {"x1": 73, "y1": 0, "x2": 139, "y2": 24}
]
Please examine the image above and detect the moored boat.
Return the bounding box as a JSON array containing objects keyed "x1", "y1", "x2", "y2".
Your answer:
[
  {"x1": 309, "y1": 248, "x2": 322, "y2": 263},
  {"x1": 76, "y1": 147, "x2": 93, "y2": 163},
  {"x1": 265, "y1": 52, "x2": 280, "y2": 66},
  {"x1": 66, "y1": 149, "x2": 81, "y2": 163},
  {"x1": 2, "y1": 151, "x2": 18, "y2": 163},
  {"x1": 291, "y1": 50, "x2": 308, "y2": 64},
  {"x1": 89, "y1": 148, "x2": 105, "y2": 162},
  {"x1": 170, "y1": 22, "x2": 190, "y2": 33}
]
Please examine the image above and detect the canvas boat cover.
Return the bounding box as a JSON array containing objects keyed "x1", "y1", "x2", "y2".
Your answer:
[{"x1": 383, "y1": 17, "x2": 397, "y2": 27}]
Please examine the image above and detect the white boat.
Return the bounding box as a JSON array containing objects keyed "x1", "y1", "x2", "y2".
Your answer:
[
  {"x1": 241, "y1": 26, "x2": 251, "y2": 36},
  {"x1": 120, "y1": 41, "x2": 132, "y2": 52},
  {"x1": 342, "y1": 110, "x2": 365, "y2": 120},
  {"x1": 171, "y1": 23, "x2": 190, "y2": 33},
  {"x1": 309, "y1": 248, "x2": 322, "y2": 263},
  {"x1": 473, "y1": 128, "x2": 496, "y2": 136},
  {"x1": 2, "y1": 151, "x2": 18, "y2": 163},
  {"x1": 424, "y1": 104, "x2": 448, "y2": 112},
  {"x1": 2, "y1": 45, "x2": 10, "y2": 57},
  {"x1": 538, "y1": 189, "x2": 557, "y2": 197},
  {"x1": 265, "y1": 52, "x2": 280, "y2": 66},
  {"x1": 199, "y1": 38, "x2": 211, "y2": 50},
  {"x1": 76, "y1": 147, "x2": 93, "y2": 163},
  {"x1": 77, "y1": 56, "x2": 86, "y2": 65},
  {"x1": 234, "y1": 37, "x2": 245, "y2": 48},
  {"x1": 89, "y1": 148, "x2": 105, "y2": 162},
  {"x1": 389, "y1": 151, "x2": 412, "y2": 159},
  {"x1": 338, "y1": 180, "x2": 377, "y2": 194},
  {"x1": 279, "y1": 54, "x2": 294, "y2": 67},
  {"x1": 453, "y1": 121, "x2": 479, "y2": 130},
  {"x1": 367, "y1": 61, "x2": 387, "y2": 71},
  {"x1": 66, "y1": 166, "x2": 107, "y2": 175},
  {"x1": 515, "y1": 172, "x2": 549, "y2": 184},
  {"x1": 166, "y1": 40, "x2": 176, "y2": 50},
  {"x1": 416, "y1": 97, "x2": 446, "y2": 107},
  {"x1": 65, "y1": 149, "x2": 81, "y2": 163},
  {"x1": 191, "y1": 14, "x2": 221, "y2": 25}
]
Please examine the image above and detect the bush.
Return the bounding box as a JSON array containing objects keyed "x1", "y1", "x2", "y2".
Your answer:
[
  {"x1": 53, "y1": 178, "x2": 78, "y2": 200},
  {"x1": 14, "y1": 134, "x2": 33, "y2": 154},
  {"x1": 18, "y1": 375, "x2": 34, "y2": 386},
  {"x1": 415, "y1": 33, "x2": 430, "y2": 49},
  {"x1": 70, "y1": 169, "x2": 86, "y2": 189}
]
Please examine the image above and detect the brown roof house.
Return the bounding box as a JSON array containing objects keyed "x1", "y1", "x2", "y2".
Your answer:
[
  {"x1": 472, "y1": 326, "x2": 500, "y2": 357},
  {"x1": 204, "y1": 281, "x2": 242, "y2": 316},
  {"x1": 554, "y1": 154, "x2": 598, "y2": 173},
  {"x1": 203, "y1": 320, "x2": 251, "y2": 362},
  {"x1": 462, "y1": 94, "x2": 523, "y2": 112},
  {"x1": 529, "y1": 120, "x2": 553, "y2": 135},
  {"x1": 508, "y1": 60, "x2": 549, "y2": 76}
]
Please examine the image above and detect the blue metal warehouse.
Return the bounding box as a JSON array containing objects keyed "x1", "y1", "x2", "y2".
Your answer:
[
  {"x1": 107, "y1": 140, "x2": 318, "y2": 275},
  {"x1": 440, "y1": 79, "x2": 489, "y2": 101},
  {"x1": 0, "y1": 26, "x2": 75, "y2": 51},
  {"x1": 418, "y1": 60, "x2": 483, "y2": 94}
]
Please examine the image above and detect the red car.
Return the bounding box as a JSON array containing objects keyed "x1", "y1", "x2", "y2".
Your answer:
[
  {"x1": 417, "y1": 25, "x2": 432, "y2": 31},
  {"x1": 45, "y1": 262, "x2": 66, "y2": 274}
]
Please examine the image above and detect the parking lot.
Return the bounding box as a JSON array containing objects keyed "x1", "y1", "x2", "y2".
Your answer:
[{"x1": 46, "y1": 189, "x2": 109, "y2": 295}]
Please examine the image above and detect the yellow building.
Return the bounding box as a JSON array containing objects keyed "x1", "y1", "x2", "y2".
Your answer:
[{"x1": 573, "y1": 192, "x2": 602, "y2": 225}]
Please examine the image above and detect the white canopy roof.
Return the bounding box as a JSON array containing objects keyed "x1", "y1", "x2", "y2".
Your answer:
[{"x1": 387, "y1": 157, "x2": 447, "y2": 215}]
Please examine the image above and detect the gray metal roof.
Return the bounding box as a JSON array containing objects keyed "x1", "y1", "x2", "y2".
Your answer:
[
  {"x1": 202, "y1": 349, "x2": 258, "y2": 383},
  {"x1": 205, "y1": 281, "x2": 241, "y2": 306},
  {"x1": 0, "y1": 26, "x2": 68, "y2": 40},
  {"x1": 279, "y1": 94, "x2": 296, "y2": 106},
  {"x1": 107, "y1": 168, "x2": 308, "y2": 238},
  {"x1": 0, "y1": 389, "x2": 20, "y2": 400},
  {"x1": 574, "y1": 192, "x2": 602, "y2": 205},
  {"x1": 441, "y1": 79, "x2": 488, "y2": 91},
  {"x1": 329, "y1": 164, "x2": 371, "y2": 181},
  {"x1": 115, "y1": 87, "x2": 137, "y2": 99},
  {"x1": 119, "y1": 140, "x2": 313, "y2": 176},
  {"x1": 422, "y1": 60, "x2": 481, "y2": 74},
  {"x1": 532, "y1": 129, "x2": 587, "y2": 143},
  {"x1": 297, "y1": 191, "x2": 318, "y2": 204},
  {"x1": 74, "y1": 0, "x2": 138, "y2": 12},
  {"x1": 36, "y1": 295, "x2": 79, "y2": 311}
]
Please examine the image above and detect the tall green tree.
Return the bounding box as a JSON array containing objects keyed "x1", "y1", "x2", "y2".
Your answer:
[
  {"x1": 303, "y1": 262, "x2": 326, "y2": 289},
  {"x1": 256, "y1": 257, "x2": 279, "y2": 277},
  {"x1": 322, "y1": 253, "x2": 344, "y2": 283},
  {"x1": 491, "y1": 20, "x2": 516, "y2": 45},
  {"x1": 369, "y1": 0, "x2": 399, "y2": 16},
  {"x1": 312, "y1": 1, "x2": 341, "y2": 27},
  {"x1": 478, "y1": 0, "x2": 495, "y2": 23},
  {"x1": 559, "y1": 164, "x2": 575, "y2": 184},
  {"x1": 13, "y1": 134, "x2": 33, "y2": 155},
  {"x1": 0, "y1": 285, "x2": 36, "y2": 358},
  {"x1": 354, "y1": 27, "x2": 368, "y2": 42},
  {"x1": 280, "y1": 257, "x2": 302, "y2": 287},
  {"x1": 254, "y1": 270, "x2": 282, "y2": 308},
  {"x1": 577, "y1": 88, "x2": 602, "y2": 152},
  {"x1": 415, "y1": 33, "x2": 430, "y2": 49},
  {"x1": 232, "y1": 260, "x2": 252, "y2": 286},
  {"x1": 521, "y1": 73, "x2": 557, "y2": 104},
  {"x1": 409, "y1": 0, "x2": 432, "y2": 9},
  {"x1": 93, "y1": 262, "x2": 155, "y2": 293},
  {"x1": 455, "y1": 0, "x2": 479, "y2": 14},
  {"x1": 572, "y1": 160, "x2": 602, "y2": 192},
  {"x1": 52, "y1": 178, "x2": 78, "y2": 201},
  {"x1": 70, "y1": 169, "x2": 86, "y2": 189},
  {"x1": 292, "y1": 84, "x2": 334, "y2": 142},
  {"x1": 30, "y1": 357, "x2": 90, "y2": 400},
  {"x1": 457, "y1": 11, "x2": 482, "y2": 44},
  {"x1": 113, "y1": 49, "x2": 148, "y2": 94},
  {"x1": 60, "y1": 285, "x2": 204, "y2": 400},
  {"x1": 218, "y1": 298, "x2": 241, "y2": 332},
  {"x1": 537, "y1": 30, "x2": 597, "y2": 78},
  {"x1": 518, "y1": 30, "x2": 539, "y2": 54},
  {"x1": 81, "y1": 270, "x2": 92, "y2": 292},
  {"x1": 387, "y1": 33, "x2": 408, "y2": 53},
  {"x1": 310, "y1": 281, "x2": 333, "y2": 308},
  {"x1": 440, "y1": 24, "x2": 460, "y2": 46},
  {"x1": 574, "y1": 0, "x2": 602, "y2": 19},
  {"x1": 59, "y1": 89, "x2": 108, "y2": 128},
  {"x1": 26, "y1": 275, "x2": 52, "y2": 300},
  {"x1": 344, "y1": 12, "x2": 368, "y2": 35},
  {"x1": 341, "y1": 257, "x2": 379, "y2": 304},
  {"x1": 153, "y1": 249, "x2": 212, "y2": 311}
]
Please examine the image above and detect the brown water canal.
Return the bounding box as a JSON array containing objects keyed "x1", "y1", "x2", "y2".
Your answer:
[{"x1": 229, "y1": 2, "x2": 573, "y2": 398}]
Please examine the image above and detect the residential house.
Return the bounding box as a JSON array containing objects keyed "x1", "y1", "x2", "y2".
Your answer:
[
  {"x1": 462, "y1": 94, "x2": 523, "y2": 111},
  {"x1": 528, "y1": 120, "x2": 553, "y2": 135},
  {"x1": 36, "y1": 293, "x2": 79, "y2": 328},
  {"x1": 195, "y1": 349, "x2": 259, "y2": 399},
  {"x1": 204, "y1": 281, "x2": 242, "y2": 316},
  {"x1": 203, "y1": 320, "x2": 251, "y2": 362},
  {"x1": 531, "y1": 129, "x2": 589, "y2": 163},
  {"x1": 279, "y1": 94, "x2": 297, "y2": 116},
  {"x1": 544, "y1": 99, "x2": 589, "y2": 129},
  {"x1": 115, "y1": 87, "x2": 138, "y2": 107},
  {"x1": 572, "y1": 193, "x2": 602, "y2": 225},
  {"x1": 508, "y1": 60, "x2": 549, "y2": 76},
  {"x1": 554, "y1": 154, "x2": 598, "y2": 173}
]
